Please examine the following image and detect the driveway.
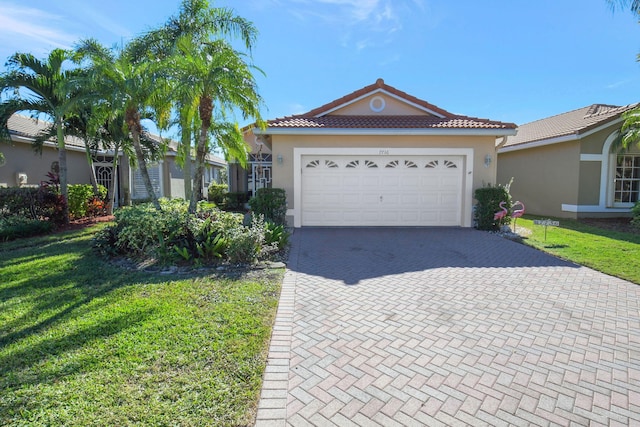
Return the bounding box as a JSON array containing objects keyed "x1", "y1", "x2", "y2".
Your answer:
[{"x1": 255, "y1": 228, "x2": 640, "y2": 426}]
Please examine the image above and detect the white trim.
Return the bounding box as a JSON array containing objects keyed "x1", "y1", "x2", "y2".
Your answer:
[
  {"x1": 579, "y1": 154, "x2": 603, "y2": 161},
  {"x1": 292, "y1": 147, "x2": 474, "y2": 228},
  {"x1": 318, "y1": 88, "x2": 448, "y2": 118},
  {"x1": 561, "y1": 204, "x2": 630, "y2": 213},
  {"x1": 260, "y1": 128, "x2": 516, "y2": 137},
  {"x1": 499, "y1": 117, "x2": 626, "y2": 153},
  {"x1": 602, "y1": 130, "x2": 619, "y2": 208}
]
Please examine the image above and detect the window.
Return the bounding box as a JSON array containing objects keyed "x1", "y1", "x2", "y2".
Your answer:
[{"x1": 614, "y1": 155, "x2": 640, "y2": 203}]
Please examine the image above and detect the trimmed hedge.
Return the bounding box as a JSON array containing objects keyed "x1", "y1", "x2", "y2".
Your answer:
[
  {"x1": 0, "y1": 187, "x2": 66, "y2": 226},
  {"x1": 474, "y1": 185, "x2": 512, "y2": 231},
  {"x1": 207, "y1": 183, "x2": 228, "y2": 205},
  {"x1": 249, "y1": 188, "x2": 287, "y2": 226}
]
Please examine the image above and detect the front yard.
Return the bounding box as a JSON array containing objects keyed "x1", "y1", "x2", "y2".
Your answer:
[
  {"x1": 515, "y1": 216, "x2": 640, "y2": 284},
  {"x1": 0, "y1": 225, "x2": 283, "y2": 427},
  {"x1": 1, "y1": 213, "x2": 638, "y2": 426}
]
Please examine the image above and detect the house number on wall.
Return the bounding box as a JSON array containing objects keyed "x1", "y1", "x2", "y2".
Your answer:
[{"x1": 378, "y1": 149, "x2": 390, "y2": 155}]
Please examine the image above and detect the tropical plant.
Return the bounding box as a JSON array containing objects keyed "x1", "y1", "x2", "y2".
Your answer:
[
  {"x1": 74, "y1": 39, "x2": 172, "y2": 211},
  {"x1": 607, "y1": 0, "x2": 640, "y2": 14},
  {"x1": 0, "y1": 49, "x2": 79, "y2": 222},
  {"x1": 169, "y1": 36, "x2": 262, "y2": 213},
  {"x1": 131, "y1": 0, "x2": 262, "y2": 213}
]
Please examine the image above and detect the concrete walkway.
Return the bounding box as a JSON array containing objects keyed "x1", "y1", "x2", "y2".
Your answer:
[{"x1": 254, "y1": 228, "x2": 640, "y2": 426}]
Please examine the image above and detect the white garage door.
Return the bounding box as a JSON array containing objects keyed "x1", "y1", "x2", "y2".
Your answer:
[{"x1": 301, "y1": 155, "x2": 464, "y2": 226}]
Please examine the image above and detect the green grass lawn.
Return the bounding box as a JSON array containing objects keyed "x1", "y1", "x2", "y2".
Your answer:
[
  {"x1": 514, "y1": 216, "x2": 640, "y2": 284},
  {"x1": 0, "y1": 225, "x2": 283, "y2": 426}
]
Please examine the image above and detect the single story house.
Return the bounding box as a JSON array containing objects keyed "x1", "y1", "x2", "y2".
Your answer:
[
  {"x1": 0, "y1": 114, "x2": 226, "y2": 206},
  {"x1": 497, "y1": 103, "x2": 639, "y2": 218},
  {"x1": 234, "y1": 79, "x2": 517, "y2": 227}
]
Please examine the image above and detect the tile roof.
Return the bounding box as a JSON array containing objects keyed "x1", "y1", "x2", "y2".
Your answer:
[
  {"x1": 268, "y1": 115, "x2": 515, "y2": 130},
  {"x1": 502, "y1": 103, "x2": 638, "y2": 148},
  {"x1": 265, "y1": 79, "x2": 516, "y2": 132},
  {"x1": 8, "y1": 114, "x2": 86, "y2": 149},
  {"x1": 6, "y1": 114, "x2": 226, "y2": 165}
]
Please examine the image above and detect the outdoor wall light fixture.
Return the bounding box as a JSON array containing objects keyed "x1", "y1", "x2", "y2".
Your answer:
[
  {"x1": 277, "y1": 154, "x2": 283, "y2": 164},
  {"x1": 484, "y1": 154, "x2": 492, "y2": 168}
]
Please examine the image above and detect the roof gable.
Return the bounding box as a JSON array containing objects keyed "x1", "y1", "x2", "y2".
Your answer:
[
  {"x1": 501, "y1": 103, "x2": 638, "y2": 150},
  {"x1": 263, "y1": 79, "x2": 517, "y2": 134},
  {"x1": 307, "y1": 79, "x2": 451, "y2": 118}
]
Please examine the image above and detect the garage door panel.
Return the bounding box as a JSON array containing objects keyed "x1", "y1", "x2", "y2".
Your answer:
[{"x1": 302, "y1": 155, "x2": 464, "y2": 226}]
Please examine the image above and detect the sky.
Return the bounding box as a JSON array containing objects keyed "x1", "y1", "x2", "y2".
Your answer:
[{"x1": 1, "y1": 0, "x2": 640, "y2": 136}]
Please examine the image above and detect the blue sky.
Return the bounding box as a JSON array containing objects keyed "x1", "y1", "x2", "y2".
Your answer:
[{"x1": 1, "y1": 0, "x2": 640, "y2": 134}]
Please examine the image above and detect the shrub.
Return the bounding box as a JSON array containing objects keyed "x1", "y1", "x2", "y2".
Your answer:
[
  {"x1": 264, "y1": 221, "x2": 289, "y2": 250},
  {"x1": 112, "y1": 198, "x2": 191, "y2": 258},
  {"x1": 225, "y1": 214, "x2": 278, "y2": 264},
  {"x1": 249, "y1": 188, "x2": 287, "y2": 226},
  {"x1": 0, "y1": 215, "x2": 53, "y2": 241},
  {"x1": 224, "y1": 192, "x2": 250, "y2": 211},
  {"x1": 207, "y1": 183, "x2": 228, "y2": 205},
  {"x1": 68, "y1": 184, "x2": 108, "y2": 219},
  {"x1": 474, "y1": 185, "x2": 512, "y2": 231},
  {"x1": 93, "y1": 199, "x2": 287, "y2": 265},
  {"x1": 632, "y1": 201, "x2": 640, "y2": 230},
  {"x1": 0, "y1": 187, "x2": 39, "y2": 218}
]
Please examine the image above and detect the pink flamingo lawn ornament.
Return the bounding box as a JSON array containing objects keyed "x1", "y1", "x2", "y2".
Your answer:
[
  {"x1": 493, "y1": 201, "x2": 508, "y2": 225},
  {"x1": 511, "y1": 201, "x2": 525, "y2": 232}
]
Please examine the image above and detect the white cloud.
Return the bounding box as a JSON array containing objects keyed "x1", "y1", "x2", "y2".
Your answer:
[
  {"x1": 0, "y1": 5, "x2": 76, "y2": 51},
  {"x1": 285, "y1": 0, "x2": 416, "y2": 50},
  {"x1": 63, "y1": 0, "x2": 133, "y2": 40}
]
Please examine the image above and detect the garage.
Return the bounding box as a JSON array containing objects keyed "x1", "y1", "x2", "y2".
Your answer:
[
  {"x1": 301, "y1": 155, "x2": 464, "y2": 226},
  {"x1": 244, "y1": 79, "x2": 517, "y2": 228}
]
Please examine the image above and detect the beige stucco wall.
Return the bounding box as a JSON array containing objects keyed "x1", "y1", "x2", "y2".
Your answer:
[
  {"x1": 336, "y1": 93, "x2": 427, "y2": 116},
  {"x1": 271, "y1": 133, "x2": 498, "y2": 222},
  {"x1": 0, "y1": 141, "x2": 92, "y2": 187},
  {"x1": 498, "y1": 142, "x2": 581, "y2": 218}
]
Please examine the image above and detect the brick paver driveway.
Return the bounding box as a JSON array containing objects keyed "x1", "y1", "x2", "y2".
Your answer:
[{"x1": 255, "y1": 228, "x2": 640, "y2": 426}]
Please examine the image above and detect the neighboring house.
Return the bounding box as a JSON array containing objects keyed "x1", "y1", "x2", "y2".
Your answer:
[
  {"x1": 497, "y1": 104, "x2": 639, "y2": 219},
  {"x1": 0, "y1": 114, "x2": 226, "y2": 205},
  {"x1": 234, "y1": 79, "x2": 517, "y2": 227}
]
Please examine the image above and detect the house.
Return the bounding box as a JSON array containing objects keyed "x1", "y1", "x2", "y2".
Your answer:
[
  {"x1": 0, "y1": 114, "x2": 226, "y2": 205},
  {"x1": 497, "y1": 103, "x2": 639, "y2": 219},
  {"x1": 233, "y1": 79, "x2": 517, "y2": 227}
]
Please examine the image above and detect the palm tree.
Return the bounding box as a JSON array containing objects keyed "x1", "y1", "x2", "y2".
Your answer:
[
  {"x1": 607, "y1": 0, "x2": 640, "y2": 14},
  {"x1": 130, "y1": 0, "x2": 259, "y2": 205},
  {"x1": 0, "y1": 49, "x2": 78, "y2": 222},
  {"x1": 169, "y1": 36, "x2": 263, "y2": 213},
  {"x1": 74, "y1": 39, "x2": 172, "y2": 211}
]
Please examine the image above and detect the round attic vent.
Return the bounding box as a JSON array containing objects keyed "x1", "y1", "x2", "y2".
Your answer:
[{"x1": 369, "y1": 96, "x2": 386, "y2": 113}]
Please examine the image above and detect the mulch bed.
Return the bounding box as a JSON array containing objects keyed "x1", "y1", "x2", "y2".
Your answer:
[{"x1": 55, "y1": 215, "x2": 115, "y2": 233}]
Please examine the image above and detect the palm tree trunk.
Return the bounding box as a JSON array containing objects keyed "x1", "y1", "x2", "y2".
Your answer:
[
  {"x1": 181, "y1": 120, "x2": 192, "y2": 201},
  {"x1": 189, "y1": 125, "x2": 208, "y2": 213},
  {"x1": 107, "y1": 141, "x2": 120, "y2": 215},
  {"x1": 83, "y1": 141, "x2": 99, "y2": 195},
  {"x1": 190, "y1": 97, "x2": 213, "y2": 213},
  {"x1": 126, "y1": 109, "x2": 161, "y2": 211},
  {"x1": 56, "y1": 116, "x2": 70, "y2": 224}
]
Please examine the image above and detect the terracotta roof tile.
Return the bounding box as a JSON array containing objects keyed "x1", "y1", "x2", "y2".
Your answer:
[
  {"x1": 502, "y1": 103, "x2": 638, "y2": 148},
  {"x1": 268, "y1": 115, "x2": 515, "y2": 130},
  {"x1": 265, "y1": 79, "x2": 515, "y2": 132}
]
